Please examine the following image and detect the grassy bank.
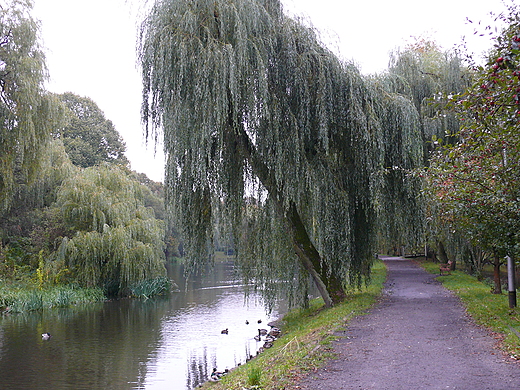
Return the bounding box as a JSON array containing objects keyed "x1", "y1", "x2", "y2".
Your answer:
[
  {"x1": 200, "y1": 260, "x2": 387, "y2": 390},
  {"x1": 415, "y1": 258, "x2": 520, "y2": 359},
  {"x1": 0, "y1": 282, "x2": 105, "y2": 313}
]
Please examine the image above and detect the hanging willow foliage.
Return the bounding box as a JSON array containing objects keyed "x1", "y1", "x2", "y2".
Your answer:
[
  {"x1": 55, "y1": 164, "x2": 166, "y2": 293},
  {"x1": 0, "y1": 1, "x2": 64, "y2": 211},
  {"x1": 386, "y1": 41, "x2": 471, "y2": 156},
  {"x1": 139, "y1": 0, "x2": 424, "y2": 308},
  {"x1": 380, "y1": 40, "x2": 472, "y2": 252}
]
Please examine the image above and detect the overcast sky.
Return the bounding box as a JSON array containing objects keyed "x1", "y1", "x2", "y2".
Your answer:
[{"x1": 33, "y1": 0, "x2": 509, "y2": 182}]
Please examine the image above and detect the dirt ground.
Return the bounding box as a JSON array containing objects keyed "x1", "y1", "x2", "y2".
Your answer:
[{"x1": 291, "y1": 257, "x2": 520, "y2": 390}]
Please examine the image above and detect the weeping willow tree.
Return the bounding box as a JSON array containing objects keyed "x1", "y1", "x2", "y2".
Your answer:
[
  {"x1": 0, "y1": 0, "x2": 64, "y2": 211},
  {"x1": 386, "y1": 39, "x2": 471, "y2": 162},
  {"x1": 55, "y1": 164, "x2": 166, "y2": 294},
  {"x1": 368, "y1": 89, "x2": 424, "y2": 252},
  {"x1": 139, "y1": 0, "x2": 423, "y2": 307},
  {"x1": 383, "y1": 39, "x2": 472, "y2": 259}
]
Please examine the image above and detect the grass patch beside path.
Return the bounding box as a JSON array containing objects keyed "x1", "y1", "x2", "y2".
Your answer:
[
  {"x1": 415, "y1": 258, "x2": 520, "y2": 359},
  {"x1": 200, "y1": 260, "x2": 387, "y2": 390}
]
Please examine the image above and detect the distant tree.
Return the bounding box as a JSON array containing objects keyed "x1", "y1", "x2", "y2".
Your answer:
[
  {"x1": 55, "y1": 163, "x2": 166, "y2": 294},
  {"x1": 56, "y1": 92, "x2": 129, "y2": 168},
  {"x1": 387, "y1": 39, "x2": 470, "y2": 160},
  {"x1": 0, "y1": 0, "x2": 64, "y2": 210},
  {"x1": 0, "y1": 140, "x2": 76, "y2": 275},
  {"x1": 381, "y1": 39, "x2": 472, "y2": 261}
]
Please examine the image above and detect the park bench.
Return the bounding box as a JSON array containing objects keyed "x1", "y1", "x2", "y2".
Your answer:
[{"x1": 439, "y1": 260, "x2": 452, "y2": 275}]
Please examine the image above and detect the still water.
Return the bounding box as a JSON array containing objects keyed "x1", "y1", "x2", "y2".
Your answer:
[{"x1": 0, "y1": 261, "x2": 282, "y2": 389}]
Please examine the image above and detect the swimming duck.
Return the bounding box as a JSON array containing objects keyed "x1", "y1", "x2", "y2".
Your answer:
[
  {"x1": 245, "y1": 320, "x2": 249, "y2": 325},
  {"x1": 41, "y1": 332, "x2": 51, "y2": 340},
  {"x1": 221, "y1": 328, "x2": 228, "y2": 334}
]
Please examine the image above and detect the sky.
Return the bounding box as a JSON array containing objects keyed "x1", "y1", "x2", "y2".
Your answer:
[{"x1": 32, "y1": 0, "x2": 510, "y2": 182}]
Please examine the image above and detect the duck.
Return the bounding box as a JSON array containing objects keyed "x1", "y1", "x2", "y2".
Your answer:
[
  {"x1": 257, "y1": 319, "x2": 262, "y2": 324},
  {"x1": 210, "y1": 368, "x2": 228, "y2": 381},
  {"x1": 245, "y1": 320, "x2": 249, "y2": 325},
  {"x1": 258, "y1": 328, "x2": 268, "y2": 335},
  {"x1": 220, "y1": 328, "x2": 228, "y2": 334},
  {"x1": 268, "y1": 328, "x2": 281, "y2": 337},
  {"x1": 41, "y1": 332, "x2": 51, "y2": 340}
]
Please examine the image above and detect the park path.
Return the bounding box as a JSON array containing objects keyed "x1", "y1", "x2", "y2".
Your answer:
[{"x1": 293, "y1": 257, "x2": 520, "y2": 390}]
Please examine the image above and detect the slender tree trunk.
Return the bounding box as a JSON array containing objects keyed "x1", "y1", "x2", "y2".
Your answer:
[
  {"x1": 492, "y1": 252, "x2": 502, "y2": 294},
  {"x1": 229, "y1": 100, "x2": 345, "y2": 307}
]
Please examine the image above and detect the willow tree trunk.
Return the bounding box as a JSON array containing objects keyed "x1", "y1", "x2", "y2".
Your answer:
[
  {"x1": 231, "y1": 103, "x2": 346, "y2": 307},
  {"x1": 287, "y1": 203, "x2": 347, "y2": 306}
]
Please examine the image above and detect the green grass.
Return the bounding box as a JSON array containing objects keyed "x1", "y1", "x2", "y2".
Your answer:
[
  {"x1": 415, "y1": 258, "x2": 520, "y2": 359},
  {"x1": 200, "y1": 260, "x2": 387, "y2": 390},
  {"x1": 0, "y1": 283, "x2": 105, "y2": 313}
]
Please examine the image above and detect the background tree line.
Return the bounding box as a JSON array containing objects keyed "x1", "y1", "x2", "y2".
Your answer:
[{"x1": 0, "y1": 0, "x2": 180, "y2": 297}]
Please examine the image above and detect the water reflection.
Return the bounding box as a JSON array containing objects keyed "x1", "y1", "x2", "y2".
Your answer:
[{"x1": 0, "y1": 261, "x2": 281, "y2": 390}]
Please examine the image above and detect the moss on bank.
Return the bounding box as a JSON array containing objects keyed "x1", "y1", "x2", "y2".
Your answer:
[{"x1": 200, "y1": 260, "x2": 387, "y2": 390}]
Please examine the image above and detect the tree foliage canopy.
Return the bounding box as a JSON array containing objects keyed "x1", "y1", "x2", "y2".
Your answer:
[
  {"x1": 428, "y1": 4, "x2": 520, "y2": 258},
  {"x1": 0, "y1": 0, "x2": 64, "y2": 210},
  {"x1": 55, "y1": 163, "x2": 166, "y2": 293},
  {"x1": 139, "y1": 0, "x2": 424, "y2": 307},
  {"x1": 57, "y1": 92, "x2": 129, "y2": 168}
]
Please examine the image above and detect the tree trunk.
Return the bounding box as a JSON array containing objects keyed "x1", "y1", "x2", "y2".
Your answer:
[
  {"x1": 437, "y1": 240, "x2": 449, "y2": 264},
  {"x1": 492, "y1": 253, "x2": 502, "y2": 294},
  {"x1": 230, "y1": 103, "x2": 345, "y2": 307},
  {"x1": 287, "y1": 203, "x2": 347, "y2": 307}
]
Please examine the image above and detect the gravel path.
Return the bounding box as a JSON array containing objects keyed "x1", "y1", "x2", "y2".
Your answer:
[{"x1": 293, "y1": 257, "x2": 520, "y2": 390}]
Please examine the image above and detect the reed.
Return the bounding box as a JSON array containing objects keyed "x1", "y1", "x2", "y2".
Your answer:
[
  {"x1": 0, "y1": 283, "x2": 105, "y2": 313},
  {"x1": 128, "y1": 276, "x2": 171, "y2": 299}
]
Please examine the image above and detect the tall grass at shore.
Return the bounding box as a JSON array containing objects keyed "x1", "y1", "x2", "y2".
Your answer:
[
  {"x1": 416, "y1": 258, "x2": 520, "y2": 359},
  {"x1": 128, "y1": 276, "x2": 172, "y2": 299},
  {"x1": 200, "y1": 260, "x2": 387, "y2": 390},
  {"x1": 0, "y1": 284, "x2": 105, "y2": 313}
]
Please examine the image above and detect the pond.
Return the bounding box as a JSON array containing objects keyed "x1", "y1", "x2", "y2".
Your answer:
[{"x1": 0, "y1": 261, "x2": 283, "y2": 389}]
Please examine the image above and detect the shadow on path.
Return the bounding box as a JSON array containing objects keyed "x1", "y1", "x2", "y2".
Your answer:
[{"x1": 294, "y1": 257, "x2": 520, "y2": 390}]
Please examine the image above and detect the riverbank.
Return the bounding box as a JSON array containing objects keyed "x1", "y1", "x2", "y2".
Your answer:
[
  {"x1": 199, "y1": 259, "x2": 387, "y2": 390},
  {"x1": 201, "y1": 257, "x2": 520, "y2": 389}
]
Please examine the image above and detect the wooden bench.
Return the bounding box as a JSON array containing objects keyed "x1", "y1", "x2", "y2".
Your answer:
[{"x1": 439, "y1": 261, "x2": 452, "y2": 275}]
